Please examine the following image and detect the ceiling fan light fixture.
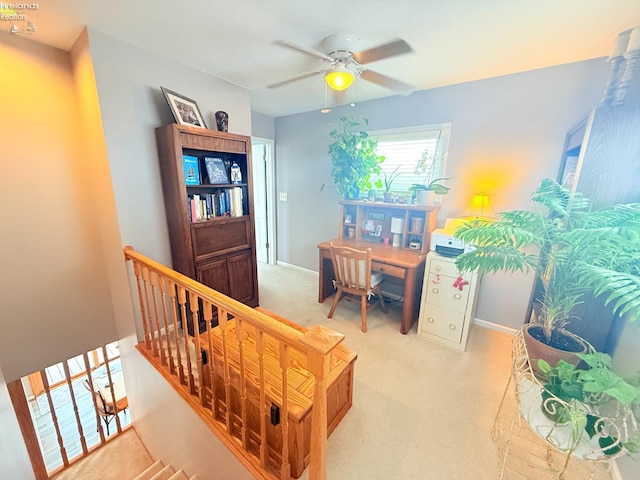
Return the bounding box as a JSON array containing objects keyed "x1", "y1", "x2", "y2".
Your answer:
[{"x1": 325, "y1": 65, "x2": 355, "y2": 91}]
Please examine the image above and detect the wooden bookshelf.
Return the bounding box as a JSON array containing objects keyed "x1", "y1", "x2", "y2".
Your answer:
[{"x1": 155, "y1": 124, "x2": 259, "y2": 322}]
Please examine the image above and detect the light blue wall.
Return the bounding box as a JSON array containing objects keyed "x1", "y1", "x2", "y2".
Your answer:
[
  {"x1": 273, "y1": 58, "x2": 609, "y2": 330},
  {"x1": 87, "y1": 27, "x2": 252, "y2": 269},
  {"x1": 251, "y1": 111, "x2": 275, "y2": 139}
]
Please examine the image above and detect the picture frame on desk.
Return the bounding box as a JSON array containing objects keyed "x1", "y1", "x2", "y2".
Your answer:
[{"x1": 161, "y1": 87, "x2": 207, "y2": 129}]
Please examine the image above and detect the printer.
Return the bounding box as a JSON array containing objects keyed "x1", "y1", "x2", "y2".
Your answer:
[{"x1": 430, "y1": 218, "x2": 476, "y2": 257}]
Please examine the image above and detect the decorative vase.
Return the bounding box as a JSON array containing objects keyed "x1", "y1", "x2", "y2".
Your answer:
[
  {"x1": 215, "y1": 111, "x2": 228, "y2": 132},
  {"x1": 383, "y1": 192, "x2": 393, "y2": 203}
]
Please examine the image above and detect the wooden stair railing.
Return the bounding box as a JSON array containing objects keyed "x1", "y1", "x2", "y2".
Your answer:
[
  {"x1": 124, "y1": 246, "x2": 349, "y2": 480},
  {"x1": 8, "y1": 343, "x2": 130, "y2": 479}
]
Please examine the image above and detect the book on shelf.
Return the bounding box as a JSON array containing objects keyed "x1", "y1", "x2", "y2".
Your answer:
[
  {"x1": 186, "y1": 185, "x2": 246, "y2": 222},
  {"x1": 204, "y1": 194, "x2": 213, "y2": 218},
  {"x1": 231, "y1": 187, "x2": 243, "y2": 217},
  {"x1": 189, "y1": 196, "x2": 197, "y2": 222},
  {"x1": 183, "y1": 155, "x2": 200, "y2": 185}
]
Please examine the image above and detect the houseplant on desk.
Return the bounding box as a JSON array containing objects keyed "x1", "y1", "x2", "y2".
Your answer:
[
  {"x1": 453, "y1": 178, "x2": 640, "y2": 368},
  {"x1": 408, "y1": 177, "x2": 451, "y2": 205},
  {"x1": 381, "y1": 166, "x2": 402, "y2": 202},
  {"x1": 328, "y1": 116, "x2": 385, "y2": 199}
]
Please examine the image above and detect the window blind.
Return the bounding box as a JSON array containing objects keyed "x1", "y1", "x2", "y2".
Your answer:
[{"x1": 370, "y1": 124, "x2": 450, "y2": 193}]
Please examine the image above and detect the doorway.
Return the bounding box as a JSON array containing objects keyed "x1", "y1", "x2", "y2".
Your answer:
[{"x1": 251, "y1": 137, "x2": 276, "y2": 264}]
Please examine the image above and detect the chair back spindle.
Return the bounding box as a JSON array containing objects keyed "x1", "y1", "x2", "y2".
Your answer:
[{"x1": 327, "y1": 242, "x2": 387, "y2": 332}]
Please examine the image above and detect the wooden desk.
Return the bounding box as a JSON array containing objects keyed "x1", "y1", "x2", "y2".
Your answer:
[{"x1": 318, "y1": 238, "x2": 427, "y2": 334}]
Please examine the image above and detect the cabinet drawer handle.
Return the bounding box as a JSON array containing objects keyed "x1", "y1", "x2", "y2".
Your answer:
[
  {"x1": 428, "y1": 318, "x2": 435, "y2": 323},
  {"x1": 432, "y1": 288, "x2": 439, "y2": 294},
  {"x1": 436, "y1": 266, "x2": 441, "y2": 271},
  {"x1": 455, "y1": 293, "x2": 462, "y2": 299},
  {"x1": 449, "y1": 324, "x2": 456, "y2": 330}
]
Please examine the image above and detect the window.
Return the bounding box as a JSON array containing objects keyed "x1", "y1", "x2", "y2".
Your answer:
[{"x1": 370, "y1": 123, "x2": 451, "y2": 193}]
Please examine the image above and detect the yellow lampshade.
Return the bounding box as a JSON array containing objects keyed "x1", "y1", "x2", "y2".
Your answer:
[
  {"x1": 325, "y1": 66, "x2": 355, "y2": 91},
  {"x1": 461, "y1": 193, "x2": 496, "y2": 219}
]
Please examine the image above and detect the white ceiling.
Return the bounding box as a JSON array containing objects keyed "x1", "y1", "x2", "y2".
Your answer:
[{"x1": 12, "y1": 0, "x2": 640, "y2": 117}]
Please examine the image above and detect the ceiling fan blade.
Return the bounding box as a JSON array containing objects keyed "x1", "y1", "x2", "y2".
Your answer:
[
  {"x1": 353, "y1": 38, "x2": 413, "y2": 65},
  {"x1": 267, "y1": 70, "x2": 322, "y2": 89},
  {"x1": 360, "y1": 69, "x2": 415, "y2": 95},
  {"x1": 273, "y1": 39, "x2": 334, "y2": 62}
]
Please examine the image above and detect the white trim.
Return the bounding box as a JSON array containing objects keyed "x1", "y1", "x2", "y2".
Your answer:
[
  {"x1": 275, "y1": 260, "x2": 318, "y2": 276},
  {"x1": 473, "y1": 317, "x2": 518, "y2": 335},
  {"x1": 251, "y1": 137, "x2": 276, "y2": 265},
  {"x1": 368, "y1": 122, "x2": 452, "y2": 137}
]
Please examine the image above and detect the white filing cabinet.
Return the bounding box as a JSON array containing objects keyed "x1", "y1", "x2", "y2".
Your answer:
[{"x1": 417, "y1": 252, "x2": 480, "y2": 351}]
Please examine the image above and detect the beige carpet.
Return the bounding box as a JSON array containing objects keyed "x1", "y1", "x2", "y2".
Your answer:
[
  {"x1": 52, "y1": 428, "x2": 153, "y2": 480},
  {"x1": 257, "y1": 263, "x2": 613, "y2": 480},
  {"x1": 52, "y1": 262, "x2": 614, "y2": 479}
]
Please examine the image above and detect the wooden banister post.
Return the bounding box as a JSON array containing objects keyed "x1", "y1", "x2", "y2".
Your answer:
[
  {"x1": 300, "y1": 325, "x2": 345, "y2": 480},
  {"x1": 7, "y1": 380, "x2": 48, "y2": 480}
]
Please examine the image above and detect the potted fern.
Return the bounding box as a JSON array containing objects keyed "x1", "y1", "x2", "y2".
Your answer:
[
  {"x1": 454, "y1": 178, "x2": 640, "y2": 370},
  {"x1": 328, "y1": 116, "x2": 384, "y2": 199}
]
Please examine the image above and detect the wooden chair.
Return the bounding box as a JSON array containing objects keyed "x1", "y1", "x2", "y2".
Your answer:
[
  {"x1": 327, "y1": 242, "x2": 387, "y2": 332},
  {"x1": 83, "y1": 378, "x2": 127, "y2": 435}
]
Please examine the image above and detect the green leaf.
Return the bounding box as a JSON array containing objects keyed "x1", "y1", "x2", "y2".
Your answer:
[{"x1": 537, "y1": 359, "x2": 552, "y2": 374}]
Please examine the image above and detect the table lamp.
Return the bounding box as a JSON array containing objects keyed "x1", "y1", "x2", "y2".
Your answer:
[
  {"x1": 390, "y1": 217, "x2": 404, "y2": 247},
  {"x1": 460, "y1": 193, "x2": 496, "y2": 219}
]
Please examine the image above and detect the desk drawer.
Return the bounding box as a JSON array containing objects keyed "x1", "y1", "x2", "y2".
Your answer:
[
  {"x1": 371, "y1": 261, "x2": 405, "y2": 279},
  {"x1": 429, "y1": 257, "x2": 471, "y2": 280},
  {"x1": 419, "y1": 303, "x2": 464, "y2": 343},
  {"x1": 424, "y1": 272, "x2": 471, "y2": 313}
]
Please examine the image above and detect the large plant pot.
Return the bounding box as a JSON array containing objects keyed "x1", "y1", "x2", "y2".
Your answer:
[
  {"x1": 522, "y1": 324, "x2": 588, "y2": 378},
  {"x1": 416, "y1": 190, "x2": 434, "y2": 205}
]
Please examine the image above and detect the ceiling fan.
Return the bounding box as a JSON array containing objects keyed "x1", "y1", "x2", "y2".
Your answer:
[{"x1": 267, "y1": 34, "x2": 416, "y2": 94}]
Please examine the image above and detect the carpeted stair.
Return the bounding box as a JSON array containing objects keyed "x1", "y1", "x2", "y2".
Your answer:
[{"x1": 132, "y1": 460, "x2": 199, "y2": 480}]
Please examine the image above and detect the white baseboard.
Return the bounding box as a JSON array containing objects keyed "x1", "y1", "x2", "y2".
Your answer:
[
  {"x1": 275, "y1": 260, "x2": 318, "y2": 275},
  {"x1": 473, "y1": 317, "x2": 518, "y2": 336}
]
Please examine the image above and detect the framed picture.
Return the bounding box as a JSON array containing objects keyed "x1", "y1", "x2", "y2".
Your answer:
[
  {"x1": 161, "y1": 87, "x2": 207, "y2": 129},
  {"x1": 204, "y1": 157, "x2": 230, "y2": 184}
]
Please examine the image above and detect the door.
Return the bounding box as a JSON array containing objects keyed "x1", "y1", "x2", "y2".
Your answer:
[
  {"x1": 227, "y1": 251, "x2": 257, "y2": 305},
  {"x1": 251, "y1": 138, "x2": 276, "y2": 264},
  {"x1": 196, "y1": 259, "x2": 230, "y2": 296}
]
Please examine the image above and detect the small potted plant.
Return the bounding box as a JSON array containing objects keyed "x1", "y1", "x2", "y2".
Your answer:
[
  {"x1": 539, "y1": 353, "x2": 638, "y2": 458},
  {"x1": 381, "y1": 166, "x2": 402, "y2": 202},
  {"x1": 454, "y1": 178, "x2": 640, "y2": 371},
  {"x1": 328, "y1": 116, "x2": 384, "y2": 199},
  {"x1": 408, "y1": 177, "x2": 451, "y2": 205}
]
